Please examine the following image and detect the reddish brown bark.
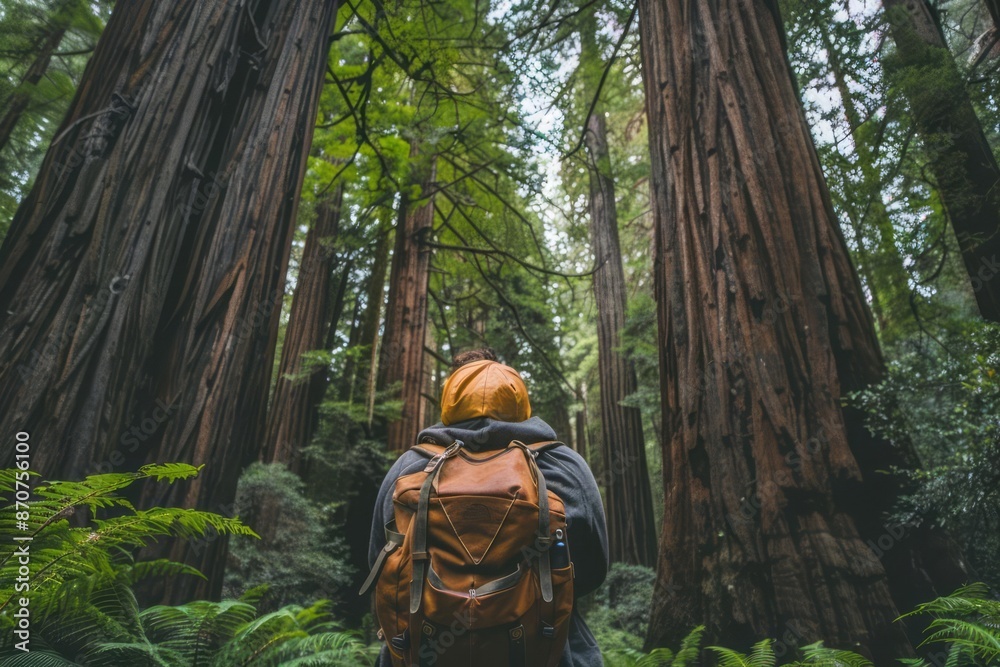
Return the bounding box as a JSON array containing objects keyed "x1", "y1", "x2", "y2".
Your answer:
[
  {"x1": 574, "y1": 409, "x2": 588, "y2": 458},
  {"x1": 379, "y1": 147, "x2": 437, "y2": 452},
  {"x1": 0, "y1": 0, "x2": 336, "y2": 603},
  {"x1": 637, "y1": 0, "x2": 969, "y2": 659},
  {"x1": 581, "y1": 17, "x2": 657, "y2": 567},
  {"x1": 341, "y1": 222, "x2": 391, "y2": 405},
  {"x1": 263, "y1": 184, "x2": 344, "y2": 470}
]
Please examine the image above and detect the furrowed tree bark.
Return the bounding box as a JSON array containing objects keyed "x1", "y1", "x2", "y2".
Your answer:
[
  {"x1": 883, "y1": 0, "x2": 1000, "y2": 322},
  {"x1": 263, "y1": 184, "x2": 344, "y2": 471},
  {"x1": 342, "y1": 222, "x2": 391, "y2": 404},
  {"x1": 580, "y1": 14, "x2": 657, "y2": 567},
  {"x1": 637, "y1": 0, "x2": 969, "y2": 659},
  {"x1": 379, "y1": 147, "x2": 437, "y2": 451},
  {"x1": 549, "y1": 397, "x2": 574, "y2": 452},
  {"x1": 0, "y1": 0, "x2": 336, "y2": 604},
  {"x1": 574, "y1": 408, "x2": 588, "y2": 458}
]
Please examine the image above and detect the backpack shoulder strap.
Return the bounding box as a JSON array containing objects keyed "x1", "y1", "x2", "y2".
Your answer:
[
  {"x1": 411, "y1": 442, "x2": 447, "y2": 458},
  {"x1": 526, "y1": 440, "x2": 565, "y2": 454},
  {"x1": 413, "y1": 440, "x2": 563, "y2": 458}
]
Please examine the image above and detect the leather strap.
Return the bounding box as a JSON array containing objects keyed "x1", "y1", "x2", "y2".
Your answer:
[
  {"x1": 412, "y1": 440, "x2": 563, "y2": 457},
  {"x1": 410, "y1": 441, "x2": 463, "y2": 614},
  {"x1": 418, "y1": 621, "x2": 436, "y2": 666},
  {"x1": 508, "y1": 625, "x2": 526, "y2": 667},
  {"x1": 427, "y1": 561, "x2": 527, "y2": 597},
  {"x1": 358, "y1": 521, "x2": 405, "y2": 596},
  {"x1": 510, "y1": 440, "x2": 553, "y2": 603},
  {"x1": 526, "y1": 440, "x2": 565, "y2": 454}
]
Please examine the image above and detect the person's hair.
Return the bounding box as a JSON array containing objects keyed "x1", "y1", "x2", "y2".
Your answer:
[{"x1": 450, "y1": 347, "x2": 498, "y2": 371}]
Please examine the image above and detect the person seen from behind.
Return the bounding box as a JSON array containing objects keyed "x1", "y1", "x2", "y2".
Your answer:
[{"x1": 364, "y1": 348, "x2": 609, "y2": 666}]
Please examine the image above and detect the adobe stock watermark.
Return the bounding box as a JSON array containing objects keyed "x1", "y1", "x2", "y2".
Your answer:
[
  {"x1": 187, "y1": 500, "x2": 240, "y2": 558},
  {"x1": 230, "y1": 289, "x2": 283, "y2": 342},
  {"x1": 410, "y1": 610, "x2": 474, "y2": 666},
  {"x1": 957, "y1": 232, "x2": 1000, "y2": 294},
  {"x1": 681, "y1": 290, "x2": 798, "y2": 398},
  {"x1": 865, "y1": 520, "x2": 909, "y2": 561},
  {"x1": 87, "y1": 396, "x2": 180, "y2": 475},
  {"x1": 968, "y1": 255, "x2": 1000, "y2": 294},
  {"x1": 727, "y1": 420, "x2": 835, "y2": 529},
  {"x1": 14, "y1": 272, "x2": 131, "y2": 385}
]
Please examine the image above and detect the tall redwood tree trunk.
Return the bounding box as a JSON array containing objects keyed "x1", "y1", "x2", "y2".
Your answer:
[
  {"x1": 884, "y1": 0, "x2": 1000, "y2": 322},
  {"x1": 637, "y1": 0, "x2": 969, "y2": 659},
  {"x1": 379, "y1": 147, "x2": 436, "y2": 452},
  {"x1": 984, "y1": 0, "x2": 1000, "y2": 30},
  {"x1": 581, "y1": 16, "x2": 657, "y2": 567},
  {"x1": 263, "y1": 184, "x2": 345, "y2": 470},
  {"x1": 342, "y1": 222, "x2": 391, "y2": 404},
  {"x1": 0, "y1": 0, "x2": 336, "y2": 603}
]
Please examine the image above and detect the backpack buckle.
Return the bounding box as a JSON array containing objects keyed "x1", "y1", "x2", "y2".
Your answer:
[
  {"x1": 390, "y1": 629, "x2": 410, "y2": 650},
  {"x1": 423, "y1": 440, "x2": 464, "y2": 472}
]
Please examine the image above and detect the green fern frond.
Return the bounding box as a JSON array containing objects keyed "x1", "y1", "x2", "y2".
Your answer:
[
  {"x1": 674, "y1": 626, "x2": 704, "y2": 666},
  {"x1": 602, "y1": 647, "x2": 646, "y2": 667},
  {"x1": 258, "y1": 631, "x2": 373, "y2": 666},
  {"x1": 749, "y1": 638, "x2": 776, "y2": 667},
  {"x1": 0, "y1": 469, "x2": 39, "y2": 495},
  {"x1": 89, "y1": 639, "x2": 186, "y2": 666},
  {"x1": 238, "y1": 583, "x2": 271, "y2": 606},
  {"x1": 0, "y1": 464, "x2": 254, "y2": 621},
  {"x1": 797, "y1": 641, "x2": 874, "y2": 666},
  {"x1": 708, "y1": 646, "x2": 754, "y2": 667},
  {"x1": 0, "y1": 650, "x2": 84, "y2": 667},
  {"x1": 636, "y1": 647, "x2": 678, "y2": 666},
  {"x1": 124, "y1": 559, "x2": 203, "y2": 584},
  {"x1": 137, "y1": 463, "x2": 204, "y2": 483}
]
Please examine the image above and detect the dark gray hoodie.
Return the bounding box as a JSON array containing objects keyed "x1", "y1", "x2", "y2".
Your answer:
[{"x1": 368, "y1": 416, "x2": 609, "y2": 666}]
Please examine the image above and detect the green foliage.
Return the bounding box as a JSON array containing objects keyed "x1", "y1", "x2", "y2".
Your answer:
[
  {"x1": 584, "y1": 562, "x2": 657, "y2": 651},
  {"x1": 851, "y1": 321, "x2": 1000, "y2": 585},
  {"x1": 0, "y1": 585, "x2": 374, "y2": 666},
  {"x1": 0, "y1": 465, "x2": 370, "y2": 665},
  {"x1": 0, "y1": 463, "x2": 256, "y2": 623},
  {"x1": 223, "y1": 463, "x2": 353, "y2": 612},
  {"x1": 619, "y1": 586, "x2": 1000, "y2": 666},
  {"x1": 899, "y1": 583, "x2": 1000, "y2": 666},
  {"x1": 0, "y1": 0, "x2": 110, "y2": 233},
  {"x1": 86, "y1": 597, "x2": 373, "y2": 667},
  {"x1": 602, "y1": 627, "x2": 703, "y2": 667},
  {"x1": 709, "y1": 640, "x2": 878, "y2": 667}
]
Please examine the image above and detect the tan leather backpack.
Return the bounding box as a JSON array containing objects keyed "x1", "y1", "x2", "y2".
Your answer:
[{"x1": 360, "y1": 439, "x2": 575, "y2": 667}]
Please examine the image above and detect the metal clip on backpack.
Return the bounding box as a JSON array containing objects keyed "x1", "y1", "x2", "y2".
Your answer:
[{"x1": 360, "y1": 439, "x2": 574, "y2": 667}]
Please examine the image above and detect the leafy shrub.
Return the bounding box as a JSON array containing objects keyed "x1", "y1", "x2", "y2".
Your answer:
[
  {"x1": 614, "y1": 585, "x2": 1000, "y2": 666},
  {"x1": 602, "y1": 627, "x2": 703, "y2": 667},
  {"x1": 852, "y1": 321, "x2": 1000, "y2": 585},
  {"x1": 585, "y1": 563, "x2": 657, "y2": 652},
  {"x1": 0, "y1": 464, "x2": 372, "y2": 665},
  {"x1": 223, "y1": 463, "x2": 352, "y2": 612}
]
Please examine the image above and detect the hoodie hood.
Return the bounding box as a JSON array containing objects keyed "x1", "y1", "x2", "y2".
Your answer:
[
  {"x1": 417, "y1": 416, "x2": 557, "y2": 451},
  {"x1": 439, "y1": 359, "x2": 531, "y2": 425}
]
